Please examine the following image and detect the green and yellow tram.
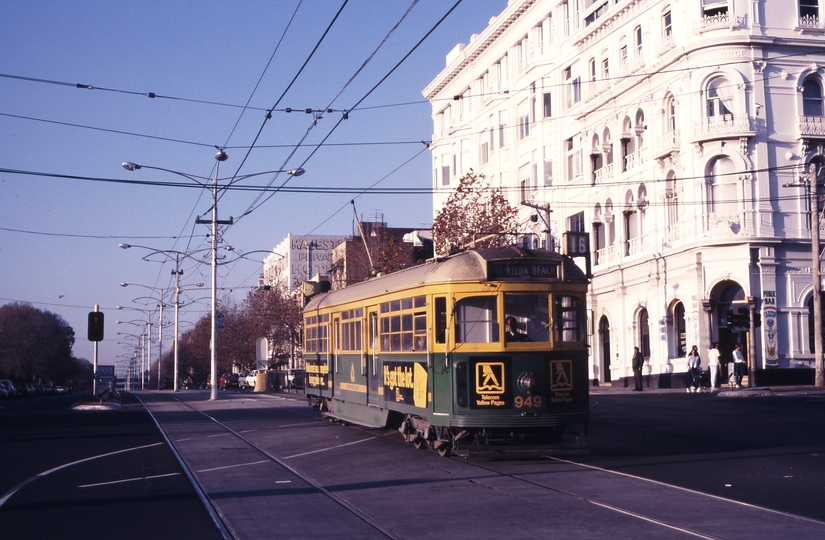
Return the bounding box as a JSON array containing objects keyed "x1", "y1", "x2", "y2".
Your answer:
[{"x1": 303, "y1": 246, "x2": 589, "y2": 457}]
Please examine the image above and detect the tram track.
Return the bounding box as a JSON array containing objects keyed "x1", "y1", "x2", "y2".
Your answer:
[
  {"x1": 136, "y1": 391, "x2": 825, "y2": 540},
  {"x1": 137, "y1": 392, "x2": 400, "y2": 540}
]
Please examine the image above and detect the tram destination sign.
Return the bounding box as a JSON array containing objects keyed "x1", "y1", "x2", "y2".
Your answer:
[{"x1": 487, "y1": 261, "x2": 559, "y2": 280}]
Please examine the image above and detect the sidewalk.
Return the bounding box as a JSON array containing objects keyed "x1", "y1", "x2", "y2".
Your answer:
[{"x1": 590, "y1": 383, "x2": 825, "y2": 397}]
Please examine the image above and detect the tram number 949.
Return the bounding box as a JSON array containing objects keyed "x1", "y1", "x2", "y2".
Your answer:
[{"x1": 514, "y1": 395, "x2": 542, "y2": 408}]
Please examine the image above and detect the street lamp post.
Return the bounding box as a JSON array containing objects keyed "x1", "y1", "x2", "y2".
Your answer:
[{"x1": 122, "y1": 153, "x2": 305, "y2": 400}]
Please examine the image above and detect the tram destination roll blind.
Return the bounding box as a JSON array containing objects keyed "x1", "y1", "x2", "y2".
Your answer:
[{"x1": 487, "y1": 261, "x2": 559, "y2": 280}]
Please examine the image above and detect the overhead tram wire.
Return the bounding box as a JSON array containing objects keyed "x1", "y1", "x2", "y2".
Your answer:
[
  {"x1": 232, "y1": 0, "x2": 465, "y2": 223},
  {"x1": 230, "y1": 0, "x2": 422, "y2": 222},
  {"x1": 218, "y1": 0, "x2": 304, "y2": 150},
  {"x1": 220, "y1": 0, "x2": 350, "y2": 196}
]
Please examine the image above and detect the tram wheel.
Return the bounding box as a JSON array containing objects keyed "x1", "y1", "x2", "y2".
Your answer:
[
  {"x1": 437, "y1": 444, "x2": 451, "y2": 457},
  {"x1": 413, "y1": 436, "x2": 427, "y2": 450}
]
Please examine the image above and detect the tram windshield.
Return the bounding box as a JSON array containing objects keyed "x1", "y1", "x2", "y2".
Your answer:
[
  {"x1": 455, "y1": 296, "x2": 499, "y2": 343},
  {"x1": 504, "y1": 294, "x2": 550, "y2": 342}
]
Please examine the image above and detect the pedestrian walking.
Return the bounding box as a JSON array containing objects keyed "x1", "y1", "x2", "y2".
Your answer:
[
  {"x1": 631, "y1": 346, "x2": 644, "y2": 391},
  {"x1": 732, "y1": 343, "x2": 746, "y2": 388},
  {"x1": 686, "y1": 345, "x2": 701, "y2": 393},
  {"x1": 707, "y1": 342, "x2": 721, "y2": 390}
]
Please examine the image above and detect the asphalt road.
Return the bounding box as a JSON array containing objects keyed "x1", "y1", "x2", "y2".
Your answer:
[
  {"x1": 585, "y1": 388, "x2": 825, "y2": 521},
  {"x1": 0, "y1": 393, "x2": 224, "y2": 540},
  {"x1": 3, "y1": 387, "x2": 825, "y2": 539}
]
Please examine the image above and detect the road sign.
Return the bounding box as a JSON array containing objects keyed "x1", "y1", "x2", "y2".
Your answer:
[{"x1": 96, "y1": 364, "x2": 115, "y2": 380}]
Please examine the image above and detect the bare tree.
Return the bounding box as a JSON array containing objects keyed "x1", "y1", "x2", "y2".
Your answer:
[{"x1": 432, "y1": 170, "x2": 518, "y2": 256}]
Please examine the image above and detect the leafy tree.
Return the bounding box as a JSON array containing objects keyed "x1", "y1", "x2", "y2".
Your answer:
[
  {"x1": 432, "y1": 170, "x2": 518, "y2": 256},
  {"x1": 0, "y1": 302, "x2": 80, "y2": 384}
]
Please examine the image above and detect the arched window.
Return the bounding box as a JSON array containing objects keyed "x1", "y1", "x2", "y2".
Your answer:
[
  {"x1": 673, "y1": 301, "x2": 686, "y2": 357},
  {"x1": 803, "y1": 79, "x2": 823, "y2": 117},
  {"x1": 707, "y1": 77, "x2": 733, "y2": 117},
  {"x1": 708, "y1": 156, "x2": 738, "y2": 216},
  {"x1": 605, "y1": 199, "x2": 615, "y2": 246},
  {"x1": 666, "y1": 171, "x2": 679, "y2": 227},
  {"x1": 639, "y1": 309, "x2": 650, "y2": 358},
  {"x1": 665, "y1": 93, "x2": 677, "y2": 144},
  {"x1": 602, "y1": 128, "x2": 613, "y2": 165}
]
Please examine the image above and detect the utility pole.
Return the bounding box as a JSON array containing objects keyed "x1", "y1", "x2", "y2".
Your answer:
[
  {"x1": 788, "y1": 163, "x2": 825, "y2": 388},
  {"x1": 813, "y1": 163, "x2": 825, "y2": 388}
]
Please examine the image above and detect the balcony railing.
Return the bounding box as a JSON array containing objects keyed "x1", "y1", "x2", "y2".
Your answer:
[
  {"x1": 596, "y1": 244, "x2": 618, "y2": 266},
  {"x1": 799, "y1": 14, "x2": 825, "y2": 30},
  {"x1": 594, "y1": 162, "x2": 614, "y2": 184},
  {"x1": 624, "y1": 148, "x2": 646, "y2": 171},
  {"x1": 692, "y1": 114, "x2": 755, "y2": 141},
  {"x1": 800, "y1": 116, "x2": 825, "y2": 137},
  {"x1": 653, "y1": 130, "x2": 680, "y2": 159}
]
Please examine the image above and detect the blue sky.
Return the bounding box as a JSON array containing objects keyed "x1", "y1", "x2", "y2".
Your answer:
[{"x1": 0, "y1": 0, "x2": 508, "y2": 371}]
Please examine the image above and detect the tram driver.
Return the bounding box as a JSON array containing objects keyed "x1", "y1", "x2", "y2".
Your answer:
[{"x1": 505, "y1": 316, "x2": 531, "y2": 342}]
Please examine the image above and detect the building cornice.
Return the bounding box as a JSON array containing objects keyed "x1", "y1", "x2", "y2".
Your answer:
[{"x1": 423, "y1": 0, "x2": 538, "y2": 100}]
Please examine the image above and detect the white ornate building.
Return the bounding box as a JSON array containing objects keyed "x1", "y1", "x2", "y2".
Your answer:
[{"x1": 425, "y1": 0, "x2": 825, "y2": 386}]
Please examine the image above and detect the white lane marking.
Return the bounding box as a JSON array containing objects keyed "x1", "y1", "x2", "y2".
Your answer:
[
  {"x1": 281, "y1": 437, "x2": 377, "y2": 460},
  {"x1": 197, "y1": 460, "x2": 270, "y2": 473},
  {"x1": 548, "y1": 456, "x2": 825, "y2": 526},
  {"x1": 0, "y1": 442, "x2": 164, "y2": 508},
  {"x1": 79, "y1": 472, "x2": 181, "y2": 488}
]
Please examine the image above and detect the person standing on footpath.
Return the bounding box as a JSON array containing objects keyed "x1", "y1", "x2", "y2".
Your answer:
[
  {"x1": 632, "y1": 346, "x2": 644, "y2": 391},
  {"x1": 707, "y1": 342, "x2": 721, "y2": 390},
  {"x1": 732, "y1": 343, "x2": 746, "y2": 388},
  {"x1": 686, "y1": 345, "x2": 702, "y2": 393}
]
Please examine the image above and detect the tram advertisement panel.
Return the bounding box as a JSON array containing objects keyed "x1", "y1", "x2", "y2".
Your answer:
[
  {"x1": 383, "y1": 361, "x2": 428, "y2": 408},
  {"x1": 469, "y1": 357, "x2": 512, "y2": 408},
  {"x1": 306, "y1": 359, "x2": 329, "y2": 389}
]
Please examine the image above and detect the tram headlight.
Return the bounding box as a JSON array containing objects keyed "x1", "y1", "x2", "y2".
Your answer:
[{"x1": 517, "y1": 372, "x2": 539, "y2": 395}]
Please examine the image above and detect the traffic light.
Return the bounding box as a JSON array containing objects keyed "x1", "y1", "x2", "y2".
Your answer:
[
  {"x1": 753, "y1": 312, "x2": 761, "y2": 328},
  {"x1": 87, "y1": 311, "x2": 104, "y2": 342}
]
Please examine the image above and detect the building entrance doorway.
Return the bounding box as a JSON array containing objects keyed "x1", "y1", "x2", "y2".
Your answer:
[
  {"x1": 599, "y1": 316, "x2": 611, "y2": 383},
  {"x1": 713, "y1": 281, "x2": 748, "y2": 382}
]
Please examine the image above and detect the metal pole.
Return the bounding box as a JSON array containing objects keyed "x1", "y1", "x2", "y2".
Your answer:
[
  {"x1": 173, "y1": 254, "x2": 181, "y2": 392},
  {"x1": 93, "y1": 303, "x2": 99, "y2": 397},
  {"x1": 209, "y1": 151, "x2": 227, "y2": 401},
  {"x1": 157, "y1": 300, "x2": 163, "y2": 390},
  {"x1": 812, "y1": 163, "x2": 825, "y2": 388}
]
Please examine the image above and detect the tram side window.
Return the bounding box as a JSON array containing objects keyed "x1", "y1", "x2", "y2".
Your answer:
[
  {"x1": 379, "y1": 295, "x2": 427, "y2": 352},
  {"x1": 455, "y1": 296, "x2": 500, "y2": 343},
  {"x1": 504, "y1": 294, "x2": 550, "y2": 342},
  {"x1": 554, "y1": 296, "x2": 584, "y2": 342},
  {"x1": 304, "y1": 314, "x2": 330, "y2": 353},
  {"x1": 340, "y1": 308, "x2": 363, "y2": 351},
  {"x1": 435, "y1": 297, "x2": 447, "y2": 343}
]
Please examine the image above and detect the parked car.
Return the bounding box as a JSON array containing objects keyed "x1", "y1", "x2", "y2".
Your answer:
[
  {"x1": 0, "y1": 380, "x2": 16, "y2": 398},
  {"x1": 218, "y1": 373, "x2": 239, "y2": 390},
  {"x1": 237, "y1": 371, "x2": 255, "y2": 389},
  {"x1": 54, "y1": 386, "x2": 68, "y2": 395}
]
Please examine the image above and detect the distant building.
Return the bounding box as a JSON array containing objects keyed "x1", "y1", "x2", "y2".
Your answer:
[
  {"x1": 328, "y1": 222, "x2": 434, "y2": 290},
  {"x1": 261, "y1": 234, "x2": 347, "y2": 291}
]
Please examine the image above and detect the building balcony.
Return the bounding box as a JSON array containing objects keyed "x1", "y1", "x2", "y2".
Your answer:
[
  {"x1": 797, "y1": 14, "x2": 825, "y2": 33},
  {"x1": 627, "y1": 234, "x2": 650, "y2": 256},
  {"x1": 696, "y1": 11, "x2": 747, "y2": 33},
  {"x1": 653, "y1": 130, "x2": 680, "y2": 159},
  {"x1": 692, "y1": 114, "x2": 756, "y2": 142},
  {"x1": 593, "y1": 162, "x2": 614, "y2": 184},
  {"x1": 596, "y1": 244, "x2": 618, "y2": 267},
  {"x1": 624, "y1": 148, "x2": 647, "y2": 172},
  {"x1": 800, "y1": 115, "x2": 825, "y2": 137}
]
